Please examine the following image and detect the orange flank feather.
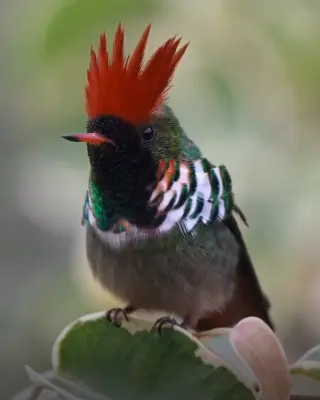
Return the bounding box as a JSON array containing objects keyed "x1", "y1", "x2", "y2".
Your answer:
[
  {"x1": 86, "y1": 24, "x2": 189, "y2": 125},
  {"x1": 165, "y1": 159, "x2": 176, "y2": 188}
]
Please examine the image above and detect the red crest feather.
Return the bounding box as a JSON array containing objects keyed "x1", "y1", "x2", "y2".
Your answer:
[{"x1": 85, "y1": 24, "x2": 189, "y2": 125}]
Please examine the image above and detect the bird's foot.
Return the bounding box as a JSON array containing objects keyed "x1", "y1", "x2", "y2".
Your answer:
[
  {"x1": 151, "y1": 316, "x2": 189, "y2": 335},
  {"x1": 105, "y1": 305, "x2": 135, "y2": 328}
]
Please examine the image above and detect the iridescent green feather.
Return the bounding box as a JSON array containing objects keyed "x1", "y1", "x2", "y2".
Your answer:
[{"x1": 89, "y1": 180, "x2": 118, "y2": 231}]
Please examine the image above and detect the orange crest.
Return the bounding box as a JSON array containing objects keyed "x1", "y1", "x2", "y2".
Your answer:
[{"x1": 86, "y1": 24, "x2": 189, "y2": 125}]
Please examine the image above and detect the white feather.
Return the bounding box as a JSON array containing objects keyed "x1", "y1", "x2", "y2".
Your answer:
[
  {"x1": 84, "y1": 160, "x2": 233, "y2": 250},
  {"x1": 213, "y1": 167, "x2": 226, "y2": 220},
  {"x1": 158, "y1": 206, "x2": 185, "y2": 233},
  {"x1": 158, "y1": 190, "x2": 175, "y2": 212}
]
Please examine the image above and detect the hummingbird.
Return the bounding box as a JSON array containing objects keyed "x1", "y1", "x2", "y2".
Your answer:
[{"x1": 62, "y1": 24, "x2": 274, "y2": 331}]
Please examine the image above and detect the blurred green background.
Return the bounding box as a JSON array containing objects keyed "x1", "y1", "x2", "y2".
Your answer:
[{"x1": 1, "y1": 0, "x2": 320, "y2": 397}]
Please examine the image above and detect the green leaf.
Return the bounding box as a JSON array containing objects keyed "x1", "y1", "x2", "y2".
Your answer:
[
  {"x1": 291, "y1": 360, "x2": 320, "y2": 382},
  {"x1": 52, "y1": 312, "x2": 257, "y2": 400},
  {"x1": 44, "y1": 0, "x2": 158, "y2": 60},
  {"x1": 290, "y1": 345, "x2": 320, "y2": 382}
]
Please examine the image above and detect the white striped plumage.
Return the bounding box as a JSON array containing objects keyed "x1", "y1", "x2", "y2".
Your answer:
[
  {"x1": 153, "y1": 159, "x2": 231, "y2": 234},
  {"x1": 83, "y1": 158, "x2": 235, "y2": 249}
]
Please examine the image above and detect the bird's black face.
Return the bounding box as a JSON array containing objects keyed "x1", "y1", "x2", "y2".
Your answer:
[
  {"x1": 62, "y1": 115, "x2": 145, "y2": 169},
  {"x1": 88, "y1": 115, "x2": 141, "y2": 150},
  {"x1": 64, "y1": 115, "x2": 141, "y2": 153},
  {"x1": 86, "y1": 115, "x2": 143, "y2": 167},
  {"x1": 62, "y1": 114, "x2": 159, "y2": 227},
  {"x1": 63, "y1": 114, "x2": 158, "y2": 185}
]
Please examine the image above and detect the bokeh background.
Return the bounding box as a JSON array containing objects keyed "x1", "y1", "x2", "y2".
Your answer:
[{"x1": 1, "y1": 0, "x2": 320, "y2": 397}]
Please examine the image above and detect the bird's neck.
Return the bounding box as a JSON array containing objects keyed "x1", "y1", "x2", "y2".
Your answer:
[
  {"x1": 83, "y1": 156, "x2": 240, "y2": 252},
  {"x1": 88, "y1": 149, "x2": 158, "y2": 231}
]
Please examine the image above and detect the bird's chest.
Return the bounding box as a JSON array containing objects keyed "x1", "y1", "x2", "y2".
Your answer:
[
  {"x1": 85, "y1": 222, "x2": 192, "y2": 311},
  {"x1": 85, "y1": 220, "x2": 238, "y2": 316}
]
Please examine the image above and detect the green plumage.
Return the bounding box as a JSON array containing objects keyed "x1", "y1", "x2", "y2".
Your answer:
[{"x1": 89, "y1": 180, "x2": 116, "y2": 231}]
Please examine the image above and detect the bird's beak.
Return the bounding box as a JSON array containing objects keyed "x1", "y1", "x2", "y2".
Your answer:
[{"x1": 61, "y1": 133, "x2": 114, "y2": 145}]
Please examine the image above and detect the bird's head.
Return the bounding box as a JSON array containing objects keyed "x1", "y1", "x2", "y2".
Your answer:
[{"x1": 62, "y1": 24, "x2": 189, "y2": 170}]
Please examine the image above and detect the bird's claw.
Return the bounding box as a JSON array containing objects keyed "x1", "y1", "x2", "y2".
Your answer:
[
  {"x1": 151, "y1": 316, "x2": 187, "y2": 334},
  {"x1": 105, "y1": 307, "x2": 129, "y2": 327}
]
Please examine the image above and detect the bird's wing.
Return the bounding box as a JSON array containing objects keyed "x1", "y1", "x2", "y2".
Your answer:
[
  {"x1": 150, "y1": 157, "x2": 274, "y2": 331},
  {"x1": 196, "y1": 214, "x2": 274, "y2": 331},
  {"x1": 149, "y1": 159, "x2": 235, "y2": 234}
]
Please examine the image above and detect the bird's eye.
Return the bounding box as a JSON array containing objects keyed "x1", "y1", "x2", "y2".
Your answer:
[{"x1": 142, "y1": 126, "x2": 156, "y2": 143}]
